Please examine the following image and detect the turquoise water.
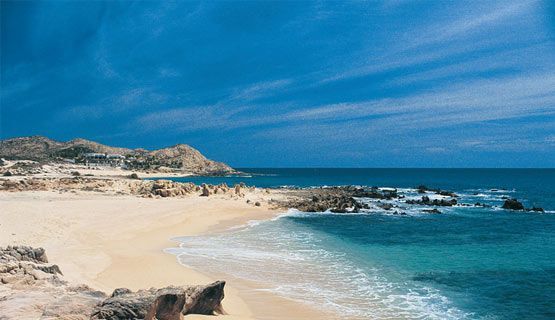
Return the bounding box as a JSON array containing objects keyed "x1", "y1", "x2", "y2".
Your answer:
[{"x1": 167, "y1": 169, "x2": 555, "y2": 319}]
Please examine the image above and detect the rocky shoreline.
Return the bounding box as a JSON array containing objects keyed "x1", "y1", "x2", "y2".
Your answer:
[
  {"x1": 272, "y1": 185, "x2": 545, "y2": 214},
  {"x1": 0, "y1": 246, "x2": 225, "y2": 319},
  {"x1": 0, "y1": 174, "x2": 546, "y2": 214}
]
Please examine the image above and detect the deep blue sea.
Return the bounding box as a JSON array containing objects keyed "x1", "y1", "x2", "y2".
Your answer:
[{"x1": 166, "y1": 169, "x2": 555, "y2": 319}]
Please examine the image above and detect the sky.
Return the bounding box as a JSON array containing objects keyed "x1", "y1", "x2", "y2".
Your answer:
[{"x1": 1, "y1": 0, "x2": 554, "y2": 168}]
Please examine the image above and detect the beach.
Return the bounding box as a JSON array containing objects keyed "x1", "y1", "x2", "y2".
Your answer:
[
  {"x1": 0, "y1": 183, "x2": 327, "y2": 319},
  {"x1": 2, "y1": 167, "x2": 554, "y2": 319}
]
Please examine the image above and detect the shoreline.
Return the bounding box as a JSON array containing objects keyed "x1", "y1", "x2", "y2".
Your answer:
[{"x1": 0, "y1": 188, "x2": 328, "y2": 319}]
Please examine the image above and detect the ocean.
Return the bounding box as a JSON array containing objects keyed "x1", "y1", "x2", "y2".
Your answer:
[{"x1": 165, "y1": 169, "x2": 555, "y2": 319}]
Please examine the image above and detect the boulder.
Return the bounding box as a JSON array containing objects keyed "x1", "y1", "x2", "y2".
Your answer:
[
  {"x1": 201, "y1": 184, "x2": 210, "y2": 197},
  {"x1": 234, "y1": 184, "x2": 242, "y2": 196},
  {"x1": 128, "y1": 173, "x2": 140, "y2": 180},
  {"x1": 502, "y1": 199, "x2": 524, "y2": 210},
  {"x1": 91, "y1": 281, "x2": 226, "y2": 319},
  {"x1": 1, "y1": 246, "x2": 226, "y2": 320}
]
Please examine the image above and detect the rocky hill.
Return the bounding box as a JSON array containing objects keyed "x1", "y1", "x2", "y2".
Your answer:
[{"x1": 0, "y1": 136, "x2": 234, "y2": 175}]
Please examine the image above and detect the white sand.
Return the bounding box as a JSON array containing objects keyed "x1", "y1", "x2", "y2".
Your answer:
[{"x1": 0, "y1": 190, "x2": 327, "y2": 319}]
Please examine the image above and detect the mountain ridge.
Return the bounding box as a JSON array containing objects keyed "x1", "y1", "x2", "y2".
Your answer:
[{"x1": 0, "y1": 136, "x2": 234, "y2": 175}]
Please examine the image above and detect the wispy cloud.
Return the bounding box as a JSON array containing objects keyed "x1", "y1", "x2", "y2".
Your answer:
[
  {"x1": 227, "y1": 79, "x2": 293, "y2": 102},
  {"x1": 319, "y1": 0, "x2": 540, "y2": 84}
]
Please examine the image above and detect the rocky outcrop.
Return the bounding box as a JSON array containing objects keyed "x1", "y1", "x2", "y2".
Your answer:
[
  {"x1": 146, "y1": 144, "x2": 233, "y2": 175},
  {"x1": 406, "y1": 196, "x2": 457, "y2": 206},
  {"x1": 277, "y1": 187, "x2": 377, "y2": 213},
  {"x1": 501, "y1": 199, "x2": 545, "y2": 212},
  {"x1": 415, "y1": 185, "x2": 458, "y2": 197},
  {"x1": 152, "y1": 180, "x2": 196, "y2": 197},
  {"x1": 0, "y1": 160, "x2": 45, "y2": 176},
  {"x1": 501, "y1": 198, "x2": 525, "y2": 210},
  {"x1": 91, "y1": 281, "x2": 225, "y2": 319},
  {"x1": 1, "y1": 246, "x2": 226, "y2": 320},
  {"x1": 0, "y1": 177, "x2": 254, "y2": 201}
]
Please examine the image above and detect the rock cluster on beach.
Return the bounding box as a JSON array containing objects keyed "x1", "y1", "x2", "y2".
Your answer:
[
  {"x1": 0, "y1": 176, "x2": 256, "y2": 201},
  {"x1": 0, "y1": 246, "x2": 226, "y2": 320}
]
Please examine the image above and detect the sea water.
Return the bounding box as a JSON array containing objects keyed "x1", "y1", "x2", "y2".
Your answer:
[{"x1": 166, "y1": 169, "x2": 555, "y2": 319}]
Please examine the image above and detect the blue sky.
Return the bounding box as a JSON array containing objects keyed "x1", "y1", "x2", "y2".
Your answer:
[{"x1": 1, "y1": 0, "x2": 554, "y2": 167}]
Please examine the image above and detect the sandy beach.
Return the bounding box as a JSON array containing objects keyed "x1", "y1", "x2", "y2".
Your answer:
[{"x1": 0, "y1": 184, "x2": 329, "y2": 319}]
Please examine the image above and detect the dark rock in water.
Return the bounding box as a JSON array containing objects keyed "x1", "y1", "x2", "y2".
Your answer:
[
  {"x1": 414, "y1": 185, "x2": 457, "y2": 197},
  {"x1": 529, "y1": 206, "x2": 545, "y2": 213},
  {"x1": 392, "y1": 210, "x2": 407, "y2": 215},
  {"x1": 423, "y1": 208, "x2": 441, "y2": 214},
  {"x1": 474, "y1": 202, "x2": 491, "y2": 208},
  {"x1": 416, "y1": 185, "x2": 428, "y2": 193},
  {"x1": 501, "y1": 196, "x2": 510, "y2": 200},
  {"x1": 436, "y1": 190, "x2": 458, "y2": 197},
  {"x1": 377, "y1": 202, "x2": 394, "y2": 210},
  {"x1": 406, "y1": 196, "x2": 457, "y2": 207},
  {"x1": 502, "y1": 199, "x2": 524, "y2": 210}
]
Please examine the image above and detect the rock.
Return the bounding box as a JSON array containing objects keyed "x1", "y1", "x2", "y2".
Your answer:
[
  {"x1": 71, "y1": 171, "x2": 81, "y2": 176},
  {"x1": 234, "y1": 184, "x2": 242, "y2": 196},
  {"x1": 377, "y1": 202, "x2": 394, "y2": 210},
  {"x1": 406, "y1": 196, "x2": 456, "y2": 206},
  {"x1": 3, "y1": 170, "x2": 13, "y2": 176},
  {"x1": 529, "y1": 206, "x2": 545, "y2": 212},
  {"x1": 1, "y1": 246, "x2": 227, "y2": 320},
  {"x1": 91, "y1": 281, "x2": 226, "y2": 319},
  {"x1": 128, "y1": 173, "x2": 140, "y2": 180},
  {"x1": 416, "y1": 185, "x2": 428, "y2": 193},
  {"x1": 201, "y1": 184, "x2": 210, "y2": 197},
  {"x1": 254, "y1": 202, "x2": 261, "y2": 207},
  {"x1": 502, "y1": 199, "x2": 524, "y2": 210},
  {"x1": 436, "y1": 190, "x2": 458, "y2": 197},
  {"x1": 423, "y1": 208, "x2": 441, "y2": 214},
  {"x1": 474, "y1": 202, "x2": 491, "y2": 208}
]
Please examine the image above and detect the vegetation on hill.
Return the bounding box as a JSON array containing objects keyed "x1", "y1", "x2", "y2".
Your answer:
[{"x1": 0, "y1": 136, "x2": 234, "y2": 175}]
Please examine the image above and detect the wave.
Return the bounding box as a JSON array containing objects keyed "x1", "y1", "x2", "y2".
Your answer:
[{"x1": 168, "y1": 217, "x2": 473, "y2": 319}]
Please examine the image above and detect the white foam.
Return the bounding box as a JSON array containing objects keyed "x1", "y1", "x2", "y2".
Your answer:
[{"x1": 168, "y1": 220, "x2": 471, "y2": 319}]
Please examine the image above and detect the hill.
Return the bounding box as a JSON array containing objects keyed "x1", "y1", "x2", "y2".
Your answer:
[{"x1": 0, "y1": 136, "x2": 234, "y2": 175}]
